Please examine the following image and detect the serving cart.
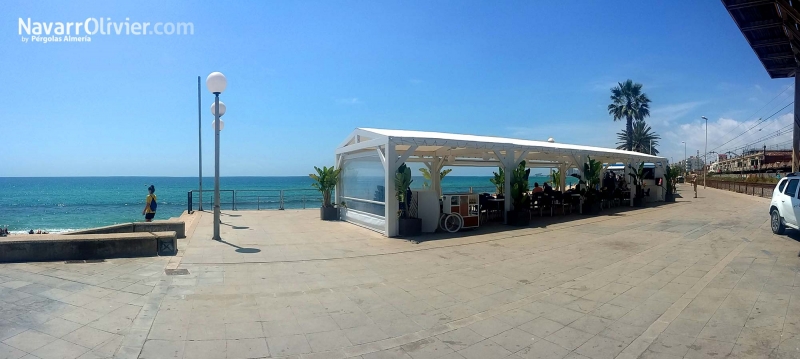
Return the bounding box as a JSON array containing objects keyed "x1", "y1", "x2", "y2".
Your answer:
[{"x1": 439, "y1": 193, "x2": 480, "y2": 232}]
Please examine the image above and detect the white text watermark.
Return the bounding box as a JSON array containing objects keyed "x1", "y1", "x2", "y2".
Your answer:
[{"x1": 18, "y1": 17, "x2": 194, "y2": 43}]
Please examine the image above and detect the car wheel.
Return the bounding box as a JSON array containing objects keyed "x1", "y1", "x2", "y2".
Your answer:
[{"x1": 771, "y1": 209, "x2": 785, "y2": 235}]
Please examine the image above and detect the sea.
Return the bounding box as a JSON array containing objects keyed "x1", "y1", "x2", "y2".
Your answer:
[{"x1": 0, "y1": 176, "x2": 576, "y2": 233}]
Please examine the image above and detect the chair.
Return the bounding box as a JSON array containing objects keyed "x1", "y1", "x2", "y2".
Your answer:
[
  {"x1": 600, "y1": 188, "x2": 614, "y2": 209},
  {"x1": 538, "y1": 193, "x2": 553, "y2": 216},
  {"x1": 478, "y1": 194, "x2": 490, "y2": 223},
  {"x1": 551, "y1": 191, "x2": 570, "y2": 215}
]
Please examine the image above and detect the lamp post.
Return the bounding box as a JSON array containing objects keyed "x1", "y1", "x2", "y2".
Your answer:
[
  {"x1": 702, "y1": 116, "x2": 708, "y2": 188},
  {"x1": 682, "y1": 141, "x2": 687, "y2": 174},
  {"x1": 206, "y1": 72, "x2": 227, "y2": 241},
  {"x1": 197, "y1": 76, "x2": 203, "y2": 211}
]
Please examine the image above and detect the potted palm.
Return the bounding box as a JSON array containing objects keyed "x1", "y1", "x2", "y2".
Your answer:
[
  {"x1": 664, "y1": 165, "x2": 679, "y2": 202},
  {"x1": 581, "y1": 157, "x2": 602, "y2": 215},
  {"x1": 419, "y1": 168, "x2": 452, "y2": 196},
  {"x1": 507, "y1": 161, "x2": 531, "y2": 226},
  {"x1": 490, "y1": 167, "x2": 505, "y2": 197},
  {"x1": 628, "y1": 163, "x2": 646, "y2": 207},
  {"x1": 309, "y1": 165, "x2": 342, "y2": 220},
  {"x1": 396, "y1": 163, "x2": 422, "y2": 236},
  {"x1": 550, "y1": 169, "x2": 562, "y2": 191}
]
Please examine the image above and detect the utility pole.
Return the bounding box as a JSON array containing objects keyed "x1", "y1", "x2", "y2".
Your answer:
[{"x1": 794, "y1": 71, "x2": 800, "y2": 173}]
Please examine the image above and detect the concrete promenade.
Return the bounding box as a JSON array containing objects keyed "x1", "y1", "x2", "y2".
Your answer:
[{"x1": 1, "y1": 185, "x2": 800, "y2": 358}]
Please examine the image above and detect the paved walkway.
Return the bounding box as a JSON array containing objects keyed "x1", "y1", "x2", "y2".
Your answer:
[{"x1": 1, "y1": 185, "x2": 800, "y2": 359}]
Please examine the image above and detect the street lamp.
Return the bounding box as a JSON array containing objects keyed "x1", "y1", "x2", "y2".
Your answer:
[
  {"x1": 682, "y1": 141, "x2": 687, "y2": 174},
  {"x1": 702, "y1": 116, "x2": 708, "y2": 188},
  {"x1": 206, "y1": 72, "x2": 227, "y2": 241}
]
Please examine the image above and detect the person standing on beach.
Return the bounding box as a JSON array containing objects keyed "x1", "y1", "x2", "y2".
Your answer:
[
  {"x1": 691, "y1": 173, "x2": 698, "y2": 198},
  {"x1": 142, "y1": 185, "x2": 157, "y2": 222}
]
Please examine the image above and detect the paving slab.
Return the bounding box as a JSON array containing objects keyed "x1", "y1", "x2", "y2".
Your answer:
[{"x1": 0, "y1": 185, "x2": 797, "y2": 358}]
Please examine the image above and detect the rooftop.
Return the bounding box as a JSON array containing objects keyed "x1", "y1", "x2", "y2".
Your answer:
[{"x1": 722, "y1": 0, "x2": 800, "y2": 78}]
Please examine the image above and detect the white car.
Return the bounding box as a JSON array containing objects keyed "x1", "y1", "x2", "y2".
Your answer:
[{"x1": 770, "y1": 175, "x2": 800, "y2": 234}]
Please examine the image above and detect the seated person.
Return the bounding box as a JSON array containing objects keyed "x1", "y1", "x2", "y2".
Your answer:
[
  {"x1": 543, "y1": 182, "x2": 553, "y2": 193},
  {"x1": 532, "y1": 182, "x2": 544, "y2": 193}
]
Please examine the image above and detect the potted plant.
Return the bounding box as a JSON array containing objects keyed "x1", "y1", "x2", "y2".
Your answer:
[
  {"x1": 490, "y1": 167, "x2": 505, "y2": 197},
  {"x1": 664, "y1": 165, "x2": 680, "y2": 202},
  {"x1": 580, "y1": 157, "x2": 602, "y2": 215},
  {"x1": 628, "y1": 162, "x2": 646, "y2": 207},
  {"x1": 550, "y1": 169, "x2": 562, "y2": 191},
  {"x1": 419, "y1": 168, "x2": 452, "y2": 196},
  {"x1": 396, "y1": 163, "x2": 422, "y2": 236},
  {"x1": 507, "y1": 161, "x2": 531, "y2": 226},
  {"x1": 309, "y1": 165, "x2": 342, "y2": 220}
]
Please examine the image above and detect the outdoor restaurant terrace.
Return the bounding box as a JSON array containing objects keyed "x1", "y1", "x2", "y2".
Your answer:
[{"x1": 335, "y1": 128, "x2": 669, "y2": 237}]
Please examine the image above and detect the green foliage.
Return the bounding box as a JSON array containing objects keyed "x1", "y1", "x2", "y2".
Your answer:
[
  {"x1": 616, "y1": 120, "x2": 660, "y2": 155},
  {"x1": 395, "y1": 163, "x2": 413, "y2": 218},
  {"x1": 582, "y1": 157, "x2": 603, "y2": 189},
  {"x1": 608, "y1": 80, "x2": 651, "y2": 151},
  {"x1": 550, "y1": 169, "x2": 561, "y2": 191},
  {"x1": 309, "y1": 165, "x2": 342, "y2": 208},
  {"x1": 419, "y1": 168, "x2": 453, "y2": 189},
  {"x1": 665, "y1": 165, "x2": 681, "y2": 194},
  {"x1": 510, "y1": 161, "x2": 531, "y2": 210},
  {"x1": 627, "y1": 162, "x2": 646, "y2": 198},
  {"x1": 490, "y1": 167, "x2": 505, "y2": 195}
]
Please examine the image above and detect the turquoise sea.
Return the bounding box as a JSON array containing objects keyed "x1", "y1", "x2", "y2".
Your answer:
[{"x1": 0, "y1": 176, "x2": 575, "y2": 233}]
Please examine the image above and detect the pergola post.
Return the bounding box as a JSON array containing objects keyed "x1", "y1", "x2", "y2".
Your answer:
[
  {"x1": 629, "y1": 160, "x2": 637, "y2": 207},
  {"x1": 558, "y1": 164, "x2": 567, "y2": 191},
  {"x1": 334, "y1": 154, "x2": 343, "y2": 208},
  {"x1": 384, "y1": 142, "x2": 398, "y2": 237},
  {"x1": 433, "y1": 157, "x2": 444, "y2": 197},
  {"x1": 503, "y1": 160, "x2": 512, "y2": 223},
  {"x1": 794, "y1": 71, "x2": 800, "y2": 173}
]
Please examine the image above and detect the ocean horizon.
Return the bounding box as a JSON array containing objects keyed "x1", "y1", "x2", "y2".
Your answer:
[{"x1": 0, "y1": 175, "x2": 576, "y2": 233}]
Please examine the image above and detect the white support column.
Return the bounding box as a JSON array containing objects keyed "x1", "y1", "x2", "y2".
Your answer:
[
  {"x1": 334, "y1": 154, "x2": 342, "y2": 206},
  {"x1": 503, "y1": 152, "x2": 514, "y2": 223},
  {"x1": 424, "y1": 161, "x2": 433, "y2": 190},
  {"x1": 384, "y1": 142, "x2": 398, "y2": 237},
  {"x1": 432, "y1": 158, "x2": 443, "y2": 197},
  {"x1": 629, "y1": 159, "x2": 637, "y2": 207},
  {"x1": 559, "y1": 164, "x2": 567, "y2": 191}
]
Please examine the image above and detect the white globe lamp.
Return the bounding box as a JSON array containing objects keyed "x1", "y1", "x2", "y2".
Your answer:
[
  {"x1": 206, "y1": 72, "x2": 227, "y2": 94},
  {"x1": 211, "y1": 120, "x2": 225, "y2": 131},
  {"x1": 210, "y1": 101, "x2": 226, "y2": 117}
]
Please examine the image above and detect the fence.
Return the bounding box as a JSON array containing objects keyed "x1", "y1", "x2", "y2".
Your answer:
[
  {"x1": 187, "y1": 189, "x2": 322, "y2": 213},
  {"x1": 705, "y1": 179, "x2": 775, "y2": 199}
]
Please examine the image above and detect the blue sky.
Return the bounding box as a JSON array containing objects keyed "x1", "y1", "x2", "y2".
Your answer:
[{"x1": 1, "y1": 0, "x2": 795, "y2": 176}]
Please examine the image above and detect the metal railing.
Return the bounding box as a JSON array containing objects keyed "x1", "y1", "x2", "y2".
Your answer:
[
  {"x1": 187, "y1": 189, "x2": 322, "y2": 213},
  {"x1": 705, "y1": 179, "x2": 775, "y2": 199}
]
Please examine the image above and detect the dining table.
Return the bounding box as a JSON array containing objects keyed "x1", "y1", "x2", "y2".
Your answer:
[{"x1": 486, "y1": 198, "x2": 504, "y2": 221}]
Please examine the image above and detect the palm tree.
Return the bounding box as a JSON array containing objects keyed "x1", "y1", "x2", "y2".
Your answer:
[
  {"x1": 616, "y1": 120, "x2": 661, "y2": 155},
  {"x1": 608, "y1": 80, "x2": 651, "y2": 151},
  {"x1": 419, "y1": 168, "x2": 453, "y2": 188}
]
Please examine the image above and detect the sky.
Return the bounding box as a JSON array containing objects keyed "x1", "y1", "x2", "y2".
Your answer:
[{"x1": 1, "y1": 0, "x2": 796, "y2": 177}]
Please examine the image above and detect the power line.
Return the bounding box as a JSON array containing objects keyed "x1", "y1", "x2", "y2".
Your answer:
[
  {"x1": 711, "y1": 101, "x2": 794, "y2": 153},
  {"x1": 712, "y1": 83, "x2": 794, "y2": 145},
  {"x1": 726, "y1": 125, "x2": 792, "y2": 154},
  {"x1": 723, "y1": 123, "x2": 793, "y2": 153}
]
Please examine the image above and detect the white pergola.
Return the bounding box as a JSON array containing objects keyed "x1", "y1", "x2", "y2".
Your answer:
[{"x1": 335, "y1": 128, "x2": 668, "y2": 237}]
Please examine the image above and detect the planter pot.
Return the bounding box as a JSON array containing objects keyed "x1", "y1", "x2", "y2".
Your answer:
[
  {"x1": 399, "y1": 217, "x2": 422, "y2": 236},
  {"x1": 582, "y1": 201, "x2": 600, "y2": 215},
  {"x1": 320, "y1": 206, "x2": 339, "y2": 221},
  {"x1": 507, "y1": 210, "x2": 530, "y2": 226},
  {"x1": 633, "y1": 197, "x2": 644, "y2": 207},
  {"x1": 665, "y1": 192, "x2": 675, "y2": 202}
]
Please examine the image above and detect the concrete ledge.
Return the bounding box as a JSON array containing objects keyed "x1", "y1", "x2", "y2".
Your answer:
[
  {"x1": 0, "y1": 231, "x2": 177, "y2": 263},
  {"x1": 66, "y1": 221, "x2": 185, "y2": 238}
]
